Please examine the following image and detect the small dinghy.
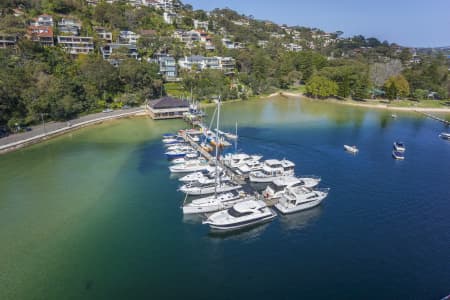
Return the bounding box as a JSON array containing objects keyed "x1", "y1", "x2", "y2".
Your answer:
[{"x1": 344, "y1": 145, "x2": 358, "y2": 154}]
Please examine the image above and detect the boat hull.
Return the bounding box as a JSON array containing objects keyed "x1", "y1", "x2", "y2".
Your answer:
[
  {"x1": 183, "y1": 198, "x2": 245, "y2": 214},
  {"x1": 205, "y1": 212, "x2": 276, "y2": 231},
  {"x1": 275, "y1": 198, "x2": 324, "y2": 214},
  {"x1": 249, "y1": 174, "x2": 290, "y2": 183},
  {"x1": 170, "y1": 165, "x2": 209, "y2": 173},
  {"x1": 180, "y1": 185, "x2": 241, "y2": 195}
]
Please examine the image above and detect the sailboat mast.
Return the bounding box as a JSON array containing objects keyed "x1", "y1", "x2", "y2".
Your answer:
[{"x1": 214, "y1": 98, "x2": 221, "y2": 196}]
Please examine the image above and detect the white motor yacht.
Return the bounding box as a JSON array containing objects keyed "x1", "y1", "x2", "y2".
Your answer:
[
  {"x1": 182, "y1": 190, "x2": 251, "y2": 214},
  {"x1": 169, "y1": 161, "x2": 210, "y2": 173},
  {"x1": 236, "y1": 160, "x2": 263, "y2": 175},
  {"x1": 262, "y1": 175, "x2": 321, "y2": 200},
  {"x1": 171, "y1": 154, "x2": 202, "y2": 165},
  {"x1": 249, "y1": 159, "x2": 295, "y2": 183},
  {"x1": 222, "y1": 153, "x2": 263, "y2": 169},
  {"x1": 274, "y1": 186, "x2": 330, "y2": 214},
  {"x1": 178, "y1": 166, "x2": 223, "y2": 182},
  {"x1": 179, "y1": 181, "x2": 241, "y2": 195},
  {"x1": 203, "y1": 200, "x2": 277, "y2": 231}
]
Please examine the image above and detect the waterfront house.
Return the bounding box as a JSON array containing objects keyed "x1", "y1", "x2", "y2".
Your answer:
[
  {"x1": 159, "y1": 55, "x2": 178, "y2": 80},
  {"x1": 0, "y1": 33, "x2": 18, "y2": 48},
  {"x1": 94, "y1": 27, "x2": 112, "y2": 43},
  {"x1": 163, "y1": 11, "x2": 177, "y2": 24},
  {"x1": 178, "y1": 56, "x2": 235, "y2": 73},
  {"x1": 194, "y1": 20, "x2": 209, "y2": 30},
  {"x1": 31, "y1": 14, "x2": 54, "y2": 27},
  {"x1": 57, "y1": 36, "x2": 94, "y2": 55},
  {"x1": 58, "y1": 18, "x2": 82, "y2": 36},
  {"x1": 119, "y1": 31, "x2": 139, "y2": 44},
  {"x1": 147, "y1": 97, "x2": 189, "y2": 120},
  {"x1": 100, "y1": 43, "x2": 139, "y2": 64},
  {"x1": 27, "y1": 26, "x2": 54, "y2": 46}
]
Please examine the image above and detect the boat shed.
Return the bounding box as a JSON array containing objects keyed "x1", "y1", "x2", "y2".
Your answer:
[{"x1": 147, "y1": 97, "x2": 190, "y2": 120}]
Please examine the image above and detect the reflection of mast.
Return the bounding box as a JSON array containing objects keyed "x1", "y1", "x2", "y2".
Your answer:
[
  {"x1": 235, "y1": 121, "x2": 238, "y2": 153},
  {"x1": 214, "y1": 98, "x2": 221, "y2": 197}
]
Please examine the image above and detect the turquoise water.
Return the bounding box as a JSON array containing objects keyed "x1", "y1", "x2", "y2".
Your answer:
[{"x1": 0, "y1": 98, "x2": 449, "y2": 299}]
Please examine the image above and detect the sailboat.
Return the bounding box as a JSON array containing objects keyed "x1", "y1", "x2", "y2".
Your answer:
[{"x1": 182, "y1": 98, "x2": 245, "y2": 213}]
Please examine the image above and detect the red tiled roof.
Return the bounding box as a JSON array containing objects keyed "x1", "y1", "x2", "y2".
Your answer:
[{"x1": 28, "y1": 26, "x2": 53, "y2": 37}]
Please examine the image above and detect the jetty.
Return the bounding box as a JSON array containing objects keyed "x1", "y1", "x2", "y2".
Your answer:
[
  {"x1": 416, "y1": 110, "x2": 450, "y2": 126},
  {"x1": 179, "y1": 130, "x2": 248, "y2": 186}
]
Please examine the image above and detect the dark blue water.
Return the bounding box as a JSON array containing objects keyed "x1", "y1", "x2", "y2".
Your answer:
[{"x1": 0, "y1": 98, "x2": 449, "y2": 299}]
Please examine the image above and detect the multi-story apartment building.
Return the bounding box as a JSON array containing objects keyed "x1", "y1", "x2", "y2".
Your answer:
[
  {"x1": 178, "y1": 56, "x2": 235, "y2": 73},
  {"x1": 57, "y1": 36, "x2": 94, "y2": 55}
]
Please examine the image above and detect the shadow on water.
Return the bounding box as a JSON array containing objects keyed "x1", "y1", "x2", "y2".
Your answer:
[
  {"x1": 136, "y1": 141, "x2": 168, "y2": 174},
  {"x1": 207, "y1": 222, "x2": 271, "y2": 242},
  {"x1": 182, "y1": 213, "x2": 204, "y2": 224}
]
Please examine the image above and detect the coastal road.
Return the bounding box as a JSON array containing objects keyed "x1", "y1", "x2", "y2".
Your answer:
[{"x1": 0, "y1": 107, "x2": 146, "y2": 149}]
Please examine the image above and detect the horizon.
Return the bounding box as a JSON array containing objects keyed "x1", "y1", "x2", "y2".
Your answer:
[{"x1": 186, "y1": 0, "x2": 450, "y2": 48}]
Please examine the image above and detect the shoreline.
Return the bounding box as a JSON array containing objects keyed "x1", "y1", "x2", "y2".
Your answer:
[
  {"x1": 0, "y1": 109, "x2": 147, "y2": 155},
  {"x1": 270, "y1": 91, "x2": 450, "y2": 113}
]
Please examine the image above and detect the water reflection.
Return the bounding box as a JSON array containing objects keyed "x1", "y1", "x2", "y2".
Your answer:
[
  {"x1": 207, "y1": 222, "x2": 271, "y2": 242},
  {"x1": 278, "y1": 206, "x2": 322, "y2": 231},
  {"x1": 182, "y1": 213, "x2": 204, "y2": 224}
]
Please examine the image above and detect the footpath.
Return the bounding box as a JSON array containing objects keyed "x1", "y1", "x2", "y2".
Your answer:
[{"x1": 0, "y1": 108, "x2": 147, "y2": 154}]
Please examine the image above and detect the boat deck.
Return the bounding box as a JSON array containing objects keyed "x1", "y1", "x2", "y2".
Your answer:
[{"x1": 179, "y1": 131, "x2": 275, "y2": 206}]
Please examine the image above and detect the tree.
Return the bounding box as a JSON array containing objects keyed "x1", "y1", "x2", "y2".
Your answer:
[
  {"x1": 384, "y1": 75, "x2": 410, "y2": 100},
  {"x1": 305, "y1": 75, "x2": 338, "y2": 98},
  {"x1": 412, "y1": 89, "x2": 428, "y2": 100}
]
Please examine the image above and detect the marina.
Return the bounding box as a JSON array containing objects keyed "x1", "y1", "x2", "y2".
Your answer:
[
  {"x1": 164, "y1": 100, "x2": 330, "y2": 232},
  {"x1": 0, "y1": 97, "x2": 449, "y2": 300}
]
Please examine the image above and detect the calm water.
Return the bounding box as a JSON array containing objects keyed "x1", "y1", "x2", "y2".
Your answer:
[{"x1": 0, "y1": 98, "x2": 449, "y2": 300}]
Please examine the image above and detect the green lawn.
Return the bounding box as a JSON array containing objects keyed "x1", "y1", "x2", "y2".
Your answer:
[
  {"x1": 164, "y1": 83, "x2": 186, "y2": 98},
  {"x1": 387, "y1": 99, "x2": 449, "y2": 108}
]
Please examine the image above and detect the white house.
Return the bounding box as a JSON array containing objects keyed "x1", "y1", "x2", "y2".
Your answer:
[{"x1": 119, "y1": 31, "x2": 140, "y2": 44}]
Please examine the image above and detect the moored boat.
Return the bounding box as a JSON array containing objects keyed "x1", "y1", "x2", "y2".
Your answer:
[
  {"x1": 202, "y1": 200, "x2": 277, "y2": 231},
  {"x1": 179, "y1": 181, "x2": 241, "y2": 195},
  {"x1": 274, "y1": 187, "x2": 329, "y2": 214},
  {"x1": 439, "y1": 132, "x2": 450, "y2": 140},
  {"x1": 393, "y1": 141, "x2": 406, "y2": 152},
  {"x1": 262, "y1": 175, "x2": 321, "y2": 200},
  {"x1": 165, "y1": 149, "x2": 196, "y2": 159},
  {"x1": 392, "y1": 150, "x2": 405, "y2": 160},
  {"x1": 169, "y1": 160, "x2": 210, "y2": 173},
  {"x1": 182, "y1": 190, "x2": 250, "y2": 214},
  {"x1": 249, "y1": 159, "x2": 295, "y2": 183},
  {"x1": 344, "y1": 145, "x2": 358, "y2": 153}
]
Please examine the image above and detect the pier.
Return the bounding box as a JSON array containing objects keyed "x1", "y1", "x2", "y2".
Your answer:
[
  {"x1": 416, "y1": 110, "x2": 450, "y2": 126},
  {"x1": 179, "y1": 130, "x2": 249, "y2": 186}
]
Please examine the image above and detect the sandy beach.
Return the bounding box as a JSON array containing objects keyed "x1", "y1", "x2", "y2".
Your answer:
[{"x1": 270, "y1": 91, "x2": 450, "y2": 113}]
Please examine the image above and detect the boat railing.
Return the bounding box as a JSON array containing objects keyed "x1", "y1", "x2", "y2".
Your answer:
[{"x1": 300, "y1": 175, "x2": 321, "y2": 180}]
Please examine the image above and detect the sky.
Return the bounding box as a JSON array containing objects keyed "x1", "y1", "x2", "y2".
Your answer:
[{"x1": 186, "y1": 0, "x2": 450, "y2": 47}]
